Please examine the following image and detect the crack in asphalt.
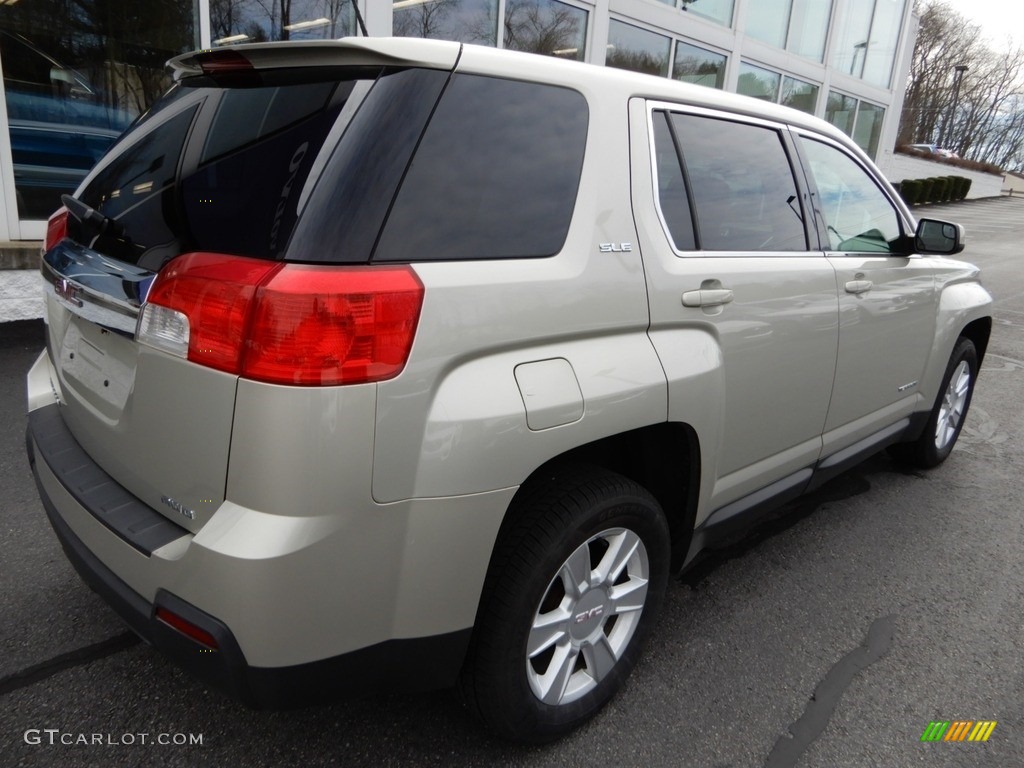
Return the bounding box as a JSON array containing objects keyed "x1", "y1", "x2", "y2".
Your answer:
[
  {"x1": 0, "y1": 632, "x2": 141, "y2": 697},
  {"x1": 764, "y1": 614, "x2": 897, "y2": 768}
]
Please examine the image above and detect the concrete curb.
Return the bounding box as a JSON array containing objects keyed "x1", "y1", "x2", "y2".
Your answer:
[{"x1": 1, "y1": 242, "x2": 42, "y2": 271}]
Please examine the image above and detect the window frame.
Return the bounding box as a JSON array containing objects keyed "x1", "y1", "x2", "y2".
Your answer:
[{"x1": 645, "y1": 100, "x2": 819, "y2": 258}]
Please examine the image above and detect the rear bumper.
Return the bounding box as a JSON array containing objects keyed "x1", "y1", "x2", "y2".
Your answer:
[{"x1": 25, "y1": 401, "x2": 473, "y2": 707}]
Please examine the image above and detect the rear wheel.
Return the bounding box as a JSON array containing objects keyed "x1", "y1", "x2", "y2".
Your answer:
[
  {"x1": 890, "y1": 337, "x2": 978, "y2": 468},
  {"x1": 460, "y1": 465, "x2": 670, "y2": 743}
]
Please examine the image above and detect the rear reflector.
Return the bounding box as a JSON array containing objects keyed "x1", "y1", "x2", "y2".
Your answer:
[
  {"x1": 44, "y1": 207, "x2": 69, "y2": 252},
  {"x1": 138, "y1": 253, "x2": 424, "y2": 386},
  {"x1": 155, "y1": 607, "x2": 220, "y2": 649}
]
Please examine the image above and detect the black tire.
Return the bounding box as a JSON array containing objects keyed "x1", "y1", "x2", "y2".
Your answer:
[
  {"x1": 889, "y1": 337, "x2": 978, "y2": 468},
  {"x1": 459, "y1": 464, "x2": 670, "y2": 743}
]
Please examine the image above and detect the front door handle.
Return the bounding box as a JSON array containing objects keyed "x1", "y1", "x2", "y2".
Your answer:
[
  {"x1": 682, "y1": 288, "x2": 734, "y2": 308},
  {"x1": 845, "y1": 280, "x2": 873, "y2": 295}
]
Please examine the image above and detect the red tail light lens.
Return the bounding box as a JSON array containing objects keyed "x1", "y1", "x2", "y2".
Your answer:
[
  {"x1": 142, "y1": 252, "x2": 282, "y2": 374},
  {"x1": 45, "y1": 207, "x2": 69, "y2": 251},
  {"x1": 244, "y1": 265, "x2": 425, "y2": 385},
  {"x1": 155, "y1": 607, "x2": 219, "y2": 649},
  {"x1": 139, "y1": 253, "x2": 424, "y2": 386}
]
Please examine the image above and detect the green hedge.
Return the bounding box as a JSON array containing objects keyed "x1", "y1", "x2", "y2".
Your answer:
[
  {"x1": 894, "y1": 175, "x2": 971, "y2": 205},
  {"x1": 918, "y1": 177, "x2": 936, "y2": 204},
  {"x1": 898, "y1": 179, "x2": 922, "y2": 206},
  {"x1": 944, "y1": 176, "x2": 960, "y2": 202}
]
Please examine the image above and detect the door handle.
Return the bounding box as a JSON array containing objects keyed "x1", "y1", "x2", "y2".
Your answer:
[
  {"x1": 681, "y1": 288, "x2": 734, "y2": 308},
  {"x1": 845, "y1": 280, "x2": 873, "y2": 295}
]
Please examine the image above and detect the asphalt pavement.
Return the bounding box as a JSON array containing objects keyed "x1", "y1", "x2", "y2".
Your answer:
[{"x1": 2, "y1": 196, "x2": 1023, "y2": 767}]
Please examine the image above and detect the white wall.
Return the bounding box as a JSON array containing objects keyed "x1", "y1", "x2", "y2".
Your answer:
[{"x1": 879, "y1": 153, "x2": 1004, "y2": 199}]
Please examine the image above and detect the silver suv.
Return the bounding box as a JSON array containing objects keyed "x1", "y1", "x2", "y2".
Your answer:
[{"x1": 26, "y1": 37, "x2": 992, "y2": 742}]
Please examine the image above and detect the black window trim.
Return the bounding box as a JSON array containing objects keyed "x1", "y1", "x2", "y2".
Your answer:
[{"x1": 645, "y1": 100, "x2": 820, "y2": 258}]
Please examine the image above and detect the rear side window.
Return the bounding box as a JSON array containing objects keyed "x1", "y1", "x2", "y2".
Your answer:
[
  {"x1": 667, "y1": 113, "x2": 807, "y2": 252},
  {"x1": 373, "y1": 74, "x2": 589, "y2": 262}
]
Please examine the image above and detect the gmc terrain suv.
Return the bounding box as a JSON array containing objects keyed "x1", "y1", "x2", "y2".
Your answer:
[{"x1": 26, "y1": 37, "x2": 992, "y2": 742}]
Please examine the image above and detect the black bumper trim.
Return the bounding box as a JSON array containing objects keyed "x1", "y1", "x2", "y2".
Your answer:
[
  {"x1": 27, "y1": 404, "x2": 188, "y2": 555},
  {"x1": 27, "y1": 418, "x2": 472, "y2": 707}
]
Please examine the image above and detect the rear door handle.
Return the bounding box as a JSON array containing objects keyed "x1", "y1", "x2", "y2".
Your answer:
[
  {"x1": 681, "y1": 288, "x2": 734, "y2": 308},
  {"x1": 845, "y1": 280, "x2": 873, "y2": 295}
]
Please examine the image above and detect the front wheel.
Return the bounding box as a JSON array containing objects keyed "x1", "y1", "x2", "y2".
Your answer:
[
  {"x1": 890, "y1": 337, "x2": 978, "y2": 468},
  {"x1": 459, "y1": 465, "x2": 670, "y2": 743}
]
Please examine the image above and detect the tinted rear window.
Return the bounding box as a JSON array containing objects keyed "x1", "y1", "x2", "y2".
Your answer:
[
  {"x1": 72, "y1": 68, "x2": 387, "y2": 269},
  {"x1": 373, "y1": 74, "x2": 589, "y2": 262},
  {"x1": 179, "y1": 78, "x2": 356, "y2": 261}
]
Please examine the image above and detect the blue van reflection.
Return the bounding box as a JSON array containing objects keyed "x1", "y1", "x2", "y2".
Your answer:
[{"x1": 2, "y1": 30, "x2": 134, "y2": 219}]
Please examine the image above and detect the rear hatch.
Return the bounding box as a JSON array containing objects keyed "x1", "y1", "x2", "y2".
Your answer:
[{"x1": 40, "y1": 40, "x2": 457, "y2": 533}]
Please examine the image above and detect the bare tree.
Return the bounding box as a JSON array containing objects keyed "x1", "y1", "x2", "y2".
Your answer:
[
  {"x1": 503, "y1": 0, "x2": 582, "y2": 57},
  {"x1": 898, "y1": 1, "x2": 984, "y2": 147},
  {"x1": 606, "y1": 49, "x2": 667, "y2": 77},
  {"x1": 211, "y1": 0, "x2": 247, "y2": 41},
  {"x1": 246, "y1": 0, "x2": 293, "y2": 40},
  {"x1": 899, "y1": 0, "x2": 1024, "y2": 170},
  {"x1": 393, "y1": 0, "x2": 461, "y2": 40},
  {"x1": 317, "y1": 0, "x2": 352, "y2": 38},
  {"x1": 953, "y1": 46, "x2": 1024, "y2": 160}
]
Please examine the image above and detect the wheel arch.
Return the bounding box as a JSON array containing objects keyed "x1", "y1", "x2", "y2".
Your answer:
[
  {"x1": 959, "y1": 316, "x2": 992, "y2": 365},
  {"x1": 490, "y1": 422, "x2": 701, "y2": 578}
]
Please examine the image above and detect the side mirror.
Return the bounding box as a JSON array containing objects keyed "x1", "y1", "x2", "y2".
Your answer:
[{"x1": 915, "y1": 218, "x2": 965, "y2": 255}]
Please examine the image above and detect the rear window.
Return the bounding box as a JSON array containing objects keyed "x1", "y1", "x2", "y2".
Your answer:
[
  {"x1": 72, "y1": 67, "x2": 404, "y2": 269},
  {"x1": 179, "y1": 78, "x2": 354, "y2": 261}
]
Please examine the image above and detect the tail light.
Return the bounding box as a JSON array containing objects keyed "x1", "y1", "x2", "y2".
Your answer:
[
  {"x1": 137, "y1": 253, "x2": 424, "y2": 386},
  {"x1": 45, "y1": 207, "x2": 69, "y2": 252}
]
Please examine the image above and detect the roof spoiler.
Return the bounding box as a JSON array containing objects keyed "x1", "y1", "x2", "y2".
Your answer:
[{"x1": 167, "y1": 37, "x2": 462, "y2": 81}]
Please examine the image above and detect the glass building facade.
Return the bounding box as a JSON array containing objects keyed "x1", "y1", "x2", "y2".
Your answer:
[{"x1": 0, "y1": 0, "x2": 916, "y2": 240}]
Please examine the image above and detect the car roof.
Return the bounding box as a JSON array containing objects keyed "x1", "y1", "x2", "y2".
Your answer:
[{"x1": 168, "y1": 36, "x2": 860, "y2": 156}]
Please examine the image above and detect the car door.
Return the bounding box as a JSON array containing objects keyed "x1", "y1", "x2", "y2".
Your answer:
[
  {"x1": 631, "y1": 101, "x2": 840, "y2": 517},
  {"x1": 795, "y1": 134, "x2": 937, "y2": 454}
]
